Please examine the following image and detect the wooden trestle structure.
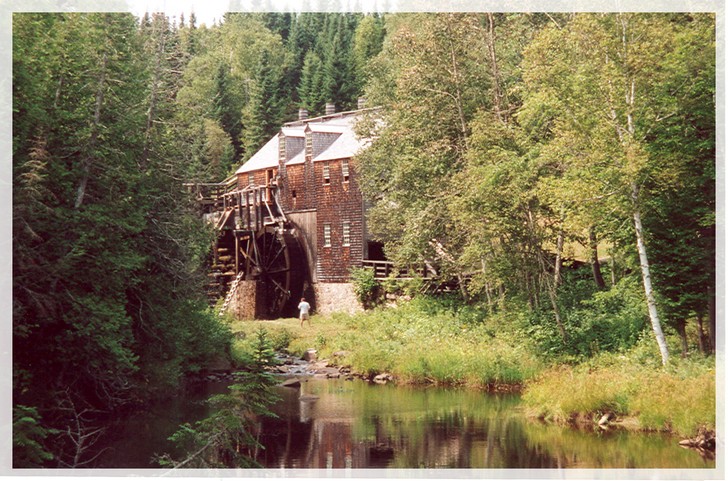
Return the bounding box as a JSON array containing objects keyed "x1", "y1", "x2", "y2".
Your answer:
[{"x1": 186, "y1": 179, "x2": 307, "y2": 319}]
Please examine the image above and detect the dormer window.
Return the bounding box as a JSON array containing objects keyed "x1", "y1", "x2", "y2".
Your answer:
[
  {"x1": 305, "y1": 130, "x2": 312, "y2": 154},
  {"x1": 278, "y1": 134, "x2": 286, "y2": 161},
  {"x1": 323, "y1": 163, "x2": 330, "y2": 184},
  {"x1": 342, "y1": 159, "x2": 350, "y2": 183}
]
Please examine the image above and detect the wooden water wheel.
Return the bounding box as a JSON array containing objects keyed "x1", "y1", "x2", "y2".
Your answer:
[{"x1": 240, "y1": 224, "x2": 306, "y2": 319}]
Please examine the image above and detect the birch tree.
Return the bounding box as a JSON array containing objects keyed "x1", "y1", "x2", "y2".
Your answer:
[{"x1": 521, "y1": 13, "x2": 715, "y2": 365}]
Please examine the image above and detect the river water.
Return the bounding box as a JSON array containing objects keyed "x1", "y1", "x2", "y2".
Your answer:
[{"x1": 94, "y1": 377, "x2": 713, "y2": 469}]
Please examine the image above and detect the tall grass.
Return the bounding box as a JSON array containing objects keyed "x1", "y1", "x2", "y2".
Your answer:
[
  {"x1": 521, "y1": 342, "x2": 715, "y2": 437},
  {"x1": 228, "y1": 298, "x2": 715, "y2": 437},
  {"x1": 230, "y1": 298, "x2": 543, "y2": 388}
]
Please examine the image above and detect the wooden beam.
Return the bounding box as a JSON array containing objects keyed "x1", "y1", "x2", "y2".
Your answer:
[{"x1": 235, "y1": 233, "x2": 240, "y2": 276}]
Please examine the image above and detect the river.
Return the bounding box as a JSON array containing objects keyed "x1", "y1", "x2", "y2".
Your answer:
[{"x1": 93, "y1": 377, "x2": 714, "y2": 470}]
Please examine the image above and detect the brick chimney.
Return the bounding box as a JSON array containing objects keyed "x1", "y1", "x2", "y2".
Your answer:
[
  {"x1": 298, "y1": 108, "x2": 308, "y2": 120},
  {"x1": 325, "y1": 102, "x2": 336, "y2": 115}
]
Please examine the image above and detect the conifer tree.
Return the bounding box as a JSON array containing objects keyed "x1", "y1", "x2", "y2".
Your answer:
[{"x1": 241, "y1": 50, "x2": 285, "y2": 156}]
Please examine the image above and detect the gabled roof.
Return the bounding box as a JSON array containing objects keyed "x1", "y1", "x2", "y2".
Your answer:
[
  {"x1": 281, "y1": 127, "x2": 305, "y2": 137},
  {"x1": 313, "y1": 128, "x2": 367, "y2": 162},
  {"x1": 306, "y1": 123, "x2": 347, "y2": 134},
  {"x1": 235, "y1": 109, "x2": 372, "y2": 175},
  {"x1": 287, "y1": 149, "x2": 306, "y2": 166},
  {"x1": 235, "y1": 135, "x2": 279, "y2": 174}
]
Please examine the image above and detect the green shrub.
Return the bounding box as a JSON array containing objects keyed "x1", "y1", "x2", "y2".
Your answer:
[
  {"x1": 526, "y1": 277, "x2": 648, "y2": 361},
  {"x1": 13, "y1": 405, "x2": 57, "y2": 467},
  {"x1": 350, "y1": 267, "x2": 380, "y2": 308},
  {"x1": 269, "y1": 328, "x2": 293, "y2": 352}
]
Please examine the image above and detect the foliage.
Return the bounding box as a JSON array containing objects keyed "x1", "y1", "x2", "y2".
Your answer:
[
  {"x1": 12, "y1": 10, "x2": 716, "y2": 464},
  {"x1": 12, "y1": 12, "x2": 233, "y2": 465},
  {"x1": 526, "y1": 277, "x2": 648, "y2": 361},
  {"x1": 357, "y1": 11, "x2": 714, "y2": 368},
  {"x1": 350, "y1": 267, "x2": 381, "y2": 308},
  {"x1": 159, "y1": 370, "x2": 280, "y2": 468},
  {"x1": 13, "y1": 406, "x2": 58, "y2": 467},
  {"x1": 250, "y1": 327, "x2": 278, "y2": 368},
  {"x1": 161, "y1": 320, "x2": 279, "y2": 469}
]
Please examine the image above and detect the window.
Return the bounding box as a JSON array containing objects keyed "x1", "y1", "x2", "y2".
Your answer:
[
  {"x1": 342, "y1": 222, "x2": 351, "y2": 246},
  {"x1": 323, "y1": 163, "x2": 330, "y2": 184},
  {"x1": 342, "y1": 159, "x2": 349, "y2": 182},
  {"x1": 323, "y1": 224, "x2": 331, "y2": 247},
  {"x1": 248, "y1": 173, "x2": 254, "y2": 186}
]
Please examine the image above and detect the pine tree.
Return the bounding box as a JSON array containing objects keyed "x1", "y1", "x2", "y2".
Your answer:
[
  {"x1": 241, "y1": 50, "x2": 285, "y2": 157},
  {"x1": 297, "y1": 50, "x2": 325, "y2": 114}
]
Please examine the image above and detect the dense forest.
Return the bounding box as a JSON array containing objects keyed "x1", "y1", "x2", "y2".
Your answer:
[{"x1": 12, "y1": 11, "x2": 715, "y2": 467}]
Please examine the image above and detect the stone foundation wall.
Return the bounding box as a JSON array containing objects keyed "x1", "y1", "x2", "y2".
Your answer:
[
  {"x1": 313, "y1": 282, "x2": 362, "y2": 316},
  {"x1": 228, "y1": 280, "x2": 260, "y2": 320},
  {"x1": 226, "y1": 280, "x2": 362, "y2": 319}
]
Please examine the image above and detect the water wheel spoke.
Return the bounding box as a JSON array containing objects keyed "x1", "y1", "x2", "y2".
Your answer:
[
  {"x1": 251, "y1": 236, "x2": 262, "y2": 267},
  {"x1": 268, "y1": 276, "x2": 289, "y2": 297},
  {"x1": 264, "y1": 244, "x2": 287, "y2": 270},
  {"x1": 266, "y1": 267, "x2": 290, "y2": 275},
  {"x1": 232, "y1": 224, "x2": 304, "y2": 318}
]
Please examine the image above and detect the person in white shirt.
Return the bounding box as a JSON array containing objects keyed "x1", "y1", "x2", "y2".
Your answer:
[{"x1": 298, "y1": 297, "x2": 311, "y2": 327}]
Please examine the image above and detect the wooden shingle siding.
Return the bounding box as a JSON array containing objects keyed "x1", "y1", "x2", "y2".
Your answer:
[
  {"x1": 314, "y1": 158, "x2": 363, "y2": 282},
  {"x1": 234, "y1": 109, "x2": 372, "y2": 284}
]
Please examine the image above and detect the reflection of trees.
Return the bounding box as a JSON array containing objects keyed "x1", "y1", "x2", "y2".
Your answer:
[
  {"x1": 520, "y1": 422, "x2": 714, "y2": 469},
  {"x1": 254, "y1": 380, "x2": 712, "y2": 469},
  {"x1": 375, "y1": 410, "x2": 557, "y2": 468}
]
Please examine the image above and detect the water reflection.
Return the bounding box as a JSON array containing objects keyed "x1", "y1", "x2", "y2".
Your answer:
[
  {"x1": 94, "y1": 380, "x2": 230, "y2": 468},
  {"x1": 255, "y1": 378, "x2": 713, "y2": 469},
  {"x1": 92, "y1": 377, "x2": 713, "y2": 469}
]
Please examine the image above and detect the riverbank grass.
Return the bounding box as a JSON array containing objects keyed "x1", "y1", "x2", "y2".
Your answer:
[
  {"x1": 521, "y1": 347, "x2": 715, "y2": 437},
  {"x1": 228, "y1": 298, "x2": 542, "y2": 389},
  {"x1": 227, "y1": 299, "x2": 715, "y2": 438}
]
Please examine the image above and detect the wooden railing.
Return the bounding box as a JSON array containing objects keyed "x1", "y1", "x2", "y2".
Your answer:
[
  {"x1": 184, "y1": 176, "x2": 238, "y2": 213},
  {"x1": 360, "y1": 260, "x2": 473, "y2": 296},
  {"x1": 186, "y1": 177, "x2": 286, "y2": 231},
  {"x1": 361, "y1": 260, "x2": 435, "y2": 280}
]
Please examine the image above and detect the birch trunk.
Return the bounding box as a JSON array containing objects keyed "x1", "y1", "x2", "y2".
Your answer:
[
  {"x1": 695, "y1": 311, "x2": 705, "y2": 354},
  {"x1": 632, "y1": 182, "x2": 669, "y2": 365}
]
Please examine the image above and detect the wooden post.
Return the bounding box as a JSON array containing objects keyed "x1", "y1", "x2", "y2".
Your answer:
[
  {"x1": 235, "y1": 233, "x2": 240, "y2": 276},
  {"x1": 244, "y1": 191, "x2": 250, "y2": 230},
  {"x1": 257, "y1": 188, "x2": 263, "y2": 229},
  {"x1": 238, "y1": 191, "x2": 242, "y2": 219},
  {"x1": 254, "y1": 189, "x2": 259, "y2": 231}
]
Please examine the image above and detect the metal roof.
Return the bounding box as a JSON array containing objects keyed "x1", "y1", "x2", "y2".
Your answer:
[
  {"x1": 235, "y1": 135, "x2": 279, "y2": 174},
  {"x1": 313, "y1": 128, "x2": 367, "y2": 162},
  {"x1": 235, "y1": 111, "x2": 369, "y2": 174}
]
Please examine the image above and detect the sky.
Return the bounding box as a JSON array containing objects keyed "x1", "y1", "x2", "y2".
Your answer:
[
  {"x1": 121, "y1": 0, "x2": 724, "y2": 26},
  {"x1": 127, "y1": 0, "x2": 231, "y2": 26}
]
